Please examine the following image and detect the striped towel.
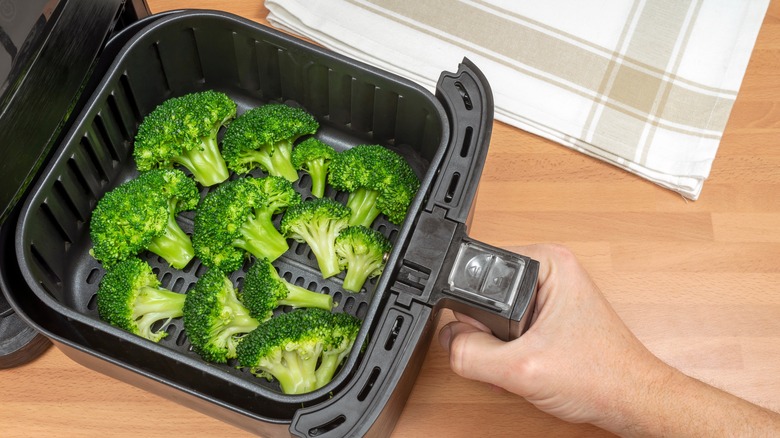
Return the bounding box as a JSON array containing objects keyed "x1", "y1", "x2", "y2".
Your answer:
[{"x1": 265, "y1": 0, "x2": 769, "y2": 200}]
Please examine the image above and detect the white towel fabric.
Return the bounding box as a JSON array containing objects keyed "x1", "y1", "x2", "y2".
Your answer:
[{"x1": 266, "y1": 0, "x2": 769, "y2": 200}]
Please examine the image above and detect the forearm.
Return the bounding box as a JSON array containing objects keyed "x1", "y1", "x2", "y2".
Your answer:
[{"x1": 600, "y1": 360, "x2": 780, "y2": 437}]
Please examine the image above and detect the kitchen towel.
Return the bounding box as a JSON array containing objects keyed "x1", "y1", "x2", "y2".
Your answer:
[{"x1": 265, "y1": 0, "x2": 770, "y2": 200}]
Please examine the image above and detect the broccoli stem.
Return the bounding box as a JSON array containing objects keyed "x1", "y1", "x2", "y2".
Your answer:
[
  {"x1": 342, "y1": 255, "x2": 385, "y2": 292},
  {"x1": 174, "y1": 136, "x2": 230, "y2": 186},
  {"x1": 315, "y1": 353, "x2": 343, "y2": 389},
  {"x1": 279, "y1": 283, "x2": 334, "y2": 310},
  {"x1": 233, "y1": 213, "x2": 289, "y2": 262},
  {"x1": 306, "y1": 159, "x2": 329, "y2": 198},
  {"x1": 147, "y1": 210, "x2": 195, "y2": 269},
  {"x1": 215, "y1": 317, "x2": 260, "y2": 360},
  {"x1": 271, "y1": 350, "x2": 316, "y2": 394},
  {"x1": 270, "y1": 141, "x2": 299, "y2": 182},
  {"x1": 304, "y1": 226, "x2": 342, "y2": 279},
  {"x1": 215, "y1": 298, "x2": 260, "y2": 360},
  {"x1": 346, "y1": 188, "x2": 382, "y2": 228},
  {"x1": 132, "y1": 286, "x2": 186, "y2": 341}
]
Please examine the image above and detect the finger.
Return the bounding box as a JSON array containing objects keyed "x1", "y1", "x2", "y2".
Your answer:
[
  {"x1": 452, "y1": 311, "x2": 492, "y2": 333},
  {"x1": 439, "y1": 321, "x2": 509, "y2": 385}
]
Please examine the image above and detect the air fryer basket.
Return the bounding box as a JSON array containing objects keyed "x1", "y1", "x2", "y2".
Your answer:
[{"x1": 10, "y1": 10, "x2": 538, "y2": 438}]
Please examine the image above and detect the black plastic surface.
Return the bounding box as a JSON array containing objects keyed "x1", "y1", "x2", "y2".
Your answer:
[
  {"x1": 0, "y1": 0, "x2": 125, "y2": 225},
  {"x1": 429, "y1": 58, "x2": 494, "y2": 225},
  {"x1": 0, "y1": 201, "x2": 51, "y2": 368},
  {"x1": 11, "y1": 9, "x2": 451, "y2": 431},
  {"x1": 406, "y1": 61, "x2": 538, "y2": 341},
  {"x1": 0, "y1": 303, "x2": 50, "y2": 369},
  {"x1": 0, "y1": 0, "x2": 156, "y2": 368}
]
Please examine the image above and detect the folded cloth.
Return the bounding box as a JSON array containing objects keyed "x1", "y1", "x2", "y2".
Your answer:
[{"x1": 266, "y1": 0, "x2": 769, "y2": 199}]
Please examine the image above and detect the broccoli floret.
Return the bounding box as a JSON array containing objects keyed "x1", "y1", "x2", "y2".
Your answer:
[
  {"x1": 328, "y1": 144, "x2": 420, "y2": 227},
  {"x1": 133, "y1": 90, "x2": 236, "y2": 186},
  {"x1": 291, "y1": 137, "x2": 336, "y2": 198},
  {"x1": 236, "y1": 308, "x2": 362, "y2": 394},
  {"x1": 183, "y1": 268, "x2": 260, "y2": 363},
  {"x1": 334, "y1": 226, "x2": 392, "y2": 293},
  {"x1": 89, "y1": 168, "x2": 199, "y2": 269},
  {"x1": 242, "y1": 258, "x2": 334, "y2": 321},
  {"x1": 192, "y1": 176, "x2": 300, "y2": 273},
  {"x1": 222, "y1": 103, "x2": 319, "y2": 181},
  {"x1": 280, "y1": 198, "x2": 350, "y2": 279},
  {"x1": 96, "y1": 257, "x2": 185, "y2": 342}
]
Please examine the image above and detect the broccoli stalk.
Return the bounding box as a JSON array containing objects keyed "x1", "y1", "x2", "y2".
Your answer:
[
  {"x1": 281, "y1": 198, "x2": 351, "y2": 279},
  {"x1": 272, "y1": 341, "x2": 322, "y2": 394},
  {"x1": 335, "y1": 226, "x2": 392, "y2": 293},
  {"x1": 145, "y1": 197, "x2": 196, "y2": 269},
  {"x1": 345, "y1": 189, "x2": 382, "y2": 228},
  {"x1": 183, "y1": 268, "x2": 260, "y2": 363},
  {"x1": 89, "y1": 169, "x2": 200, "y2": 269},
  {"x1": 315, "y1": 312, "x2": 362, "y2": 388},
  {"x1": 192, "y1": 176, "x2": 301, "y2": 273},
  {"x1": 242, "y1": 257, "x2": 334, "y2": 321},
  {"x1": 173, "y1": 134, "x2": 229, "y2": 186},
  {"x1": 133, "y1": 90, "x2": 236, "y2": 187},
  {"x1": 96, "y1": 257, "x2": 185, "y2": 342},
  {"x1": 236, "y1": 308, "x2": 362, "y2": 394},
  {"x1": 291, "y1": 137, "x2": 337, "y2": 198},
  {"x1": 222, "y1": 103, "x2": 319, "y2": 181},
  {"x1": 231, "y1": 208, "x2": 289, "y2": 265},
  {"x1": 328, "y1": 144, "x2": 420, "y2": 227}
]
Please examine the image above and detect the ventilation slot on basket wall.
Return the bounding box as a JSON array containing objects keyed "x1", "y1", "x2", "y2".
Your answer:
[{"x1": 307, "y1": 415, "x2": 346, "y2": 437}]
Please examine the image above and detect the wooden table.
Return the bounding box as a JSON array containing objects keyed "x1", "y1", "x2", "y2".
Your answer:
[{"x1": 2, "y1": 1, "x2": 778, "y2": 437}]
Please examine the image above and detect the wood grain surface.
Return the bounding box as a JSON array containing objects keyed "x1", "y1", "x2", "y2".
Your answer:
[{"x1": 2, "y1": 1, "x2": 778, "y2": 437}]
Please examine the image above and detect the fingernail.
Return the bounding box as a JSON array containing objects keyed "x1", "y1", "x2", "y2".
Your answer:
[{"x1": 439, "y1": 326, "x2": 451, "y2": 351}]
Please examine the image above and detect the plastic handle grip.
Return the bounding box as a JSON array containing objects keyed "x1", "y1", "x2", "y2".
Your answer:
[
  {"x1": 428, "y1": 58, "x2": 494, "y2": 225},
  {"x1": 406, "y1": 212, "x2": 538, "y2": 341},
  {"x1": 439, "y1": 227, "x2": 539, "y2": 341}
]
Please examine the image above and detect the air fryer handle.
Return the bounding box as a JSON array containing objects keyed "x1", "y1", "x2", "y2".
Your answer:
[
  {"x1": 429, "y1": 58, "x2": 494, "y2": 224},
  {"x1": 426, "y1": 59, "x2": 538, "y2": 339},
  {"x1": 435, "y1": 222, "x2": 539, "y2": 341},
  {"x1": 403, "y1": 209, "x2": 538, "y2": 341}
]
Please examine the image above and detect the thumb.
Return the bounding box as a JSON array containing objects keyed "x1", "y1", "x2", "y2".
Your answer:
[{"x1": 439, "y1": 321, "x2": 508, "y2": 385}]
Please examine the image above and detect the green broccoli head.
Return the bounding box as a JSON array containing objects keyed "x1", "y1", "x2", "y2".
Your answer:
[
  {"x1": 236, "y1": 308, "x2": 362, "y2": 394},
  {"x1": 96, "y1": 257, "x2": 185, "y2": 342},
  {"x1": 192, "y1": 177, "x2": 299, "y2": 273},
  {"x1": 221, "y1": 103, "x2": 319, "y2": 181},
  {"x1": 248, "y1": 175, "x2": 302, "y2": 215},
  {"x1": 327, "y1": 145, "x2": 420, "y2": 227},
  {"x1": 291, "y1": 137, "x2": 337, "y2": 198},
  {"x1": 242, "y1": 258, "x2": 334, "y2": 321},
  {"x1": 89, "y1": 168, "x2": 200, "y2": 269},
  {"x1": 334, "y1": 225, "x2": 392, "y2": 293},
  {"x1": 133, "y1": 90, "x2": 236, "y2": 186},
  {"x1": 280, "y1": 198, "x2": 351, "y2": 279},
  {"x1": 182, "y1": 268, "x2": 260, "y2": 363}
]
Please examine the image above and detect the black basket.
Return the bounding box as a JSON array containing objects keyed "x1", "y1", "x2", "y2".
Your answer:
[{"x1": 6, "y1": 10, "x2": 538, "y2": 438}]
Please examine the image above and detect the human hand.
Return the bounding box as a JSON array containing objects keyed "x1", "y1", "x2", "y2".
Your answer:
[{"x1": 438, "y1": 244, "x2": 672, "y2": 429}]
